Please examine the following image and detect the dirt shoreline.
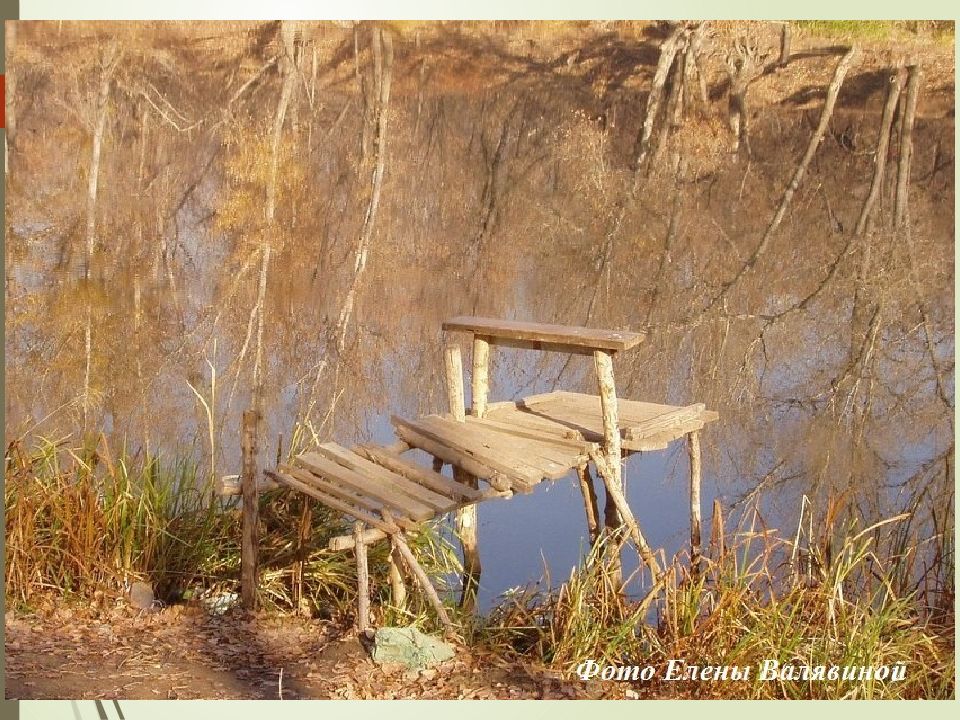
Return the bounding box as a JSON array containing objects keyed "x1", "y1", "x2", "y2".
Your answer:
[{"x1": 4, "y1": 607, "x2": 599, "y2": 700}]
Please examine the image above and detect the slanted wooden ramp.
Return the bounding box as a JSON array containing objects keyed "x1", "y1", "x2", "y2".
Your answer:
[{"x1": 267, "y1": 442, "x2": 485, "y2": 535}]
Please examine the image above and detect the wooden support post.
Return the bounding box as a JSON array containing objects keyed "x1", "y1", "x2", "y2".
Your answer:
[
  {"x1": 590, "y1": 448, "x2": 661, "y2": 580},
  {"x1": 293, "y1": 495, "x2": 312, "y2": 615},
  {"x1": 593, "y1": 350, "x2": 624, "y2": 583},
  {"x1": 383, "y1": 511, "x2": 454, "y2": 636},
  {"x1": 576, "y1": 464, "x2": 601, "y2": 546},
  {"x1": 688, "y1": 430, "x2": 703, "y2": 575},
  {"x1": 454, "y1": 482, "x2": 481, "y2": 612},
  {"x1": 471, "y1": 336, "x2": 490, "y2": 419},
  {"x1": 593, "y1": 351, "x2": 622, "y2": 485},
  {"x1": 710, "y1": 498, "x2": 726, "y2": 559},
  {"x1": 388, "y1": 545, "x2": 407, "y2": 610},
  {"x1": 444, "y1": 344, "x2": 466, "y2": 421},
  {"x1": 450, "y1": 341, "x2": 482, "y2": 612},
  {"x1": 354, "y1": 521, "x2": 370, "y2": 634},
  {"x1": 240, "y1": 409, "x2": 259, "y2": 611},
  {"x1": 432, "y1": 456, "x2": 444, "y2": 474}
]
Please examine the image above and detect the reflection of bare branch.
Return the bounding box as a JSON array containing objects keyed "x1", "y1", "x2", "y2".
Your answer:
[{"x1": 698, "y1": 47, "x2": 857, "y2": 318}]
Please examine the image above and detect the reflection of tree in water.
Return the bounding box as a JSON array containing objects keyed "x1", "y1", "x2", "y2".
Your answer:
[{"x1": 6, "y1": 21, "x2": 953, "y2": 596}]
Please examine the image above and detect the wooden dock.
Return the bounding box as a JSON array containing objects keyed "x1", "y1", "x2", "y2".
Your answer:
[{"x1": 253, "y1": 316, "x2": 717, "y2": 630}]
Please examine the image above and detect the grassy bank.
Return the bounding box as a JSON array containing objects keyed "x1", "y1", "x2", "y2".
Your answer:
[
  {"x1": 474, "y1": 511, "x2": 954, "y2": 699},
  {"x1": 5, "y1": 435, "x2": 955, "y2": 699}
]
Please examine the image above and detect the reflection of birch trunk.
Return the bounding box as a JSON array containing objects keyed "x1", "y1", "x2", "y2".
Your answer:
[
  {"x1": 335, "y1": 28, "x2": 393, "y2": 354},
  {"x1": 5, "y1": 23, "x2": 17, "y2": 163},
  {"x1": 305, "y1": 28, "x2": 393, "y2": 427},
  {"x1": 854, "y1": 69, "x2": 902, "y2": 236},
  {"x1": 895, "y1": 62, "x2": 920, "y2": 229},
  {"x1": 252, "y1": 24, "x2": 298, "y2": 415},
  {"x1": 82, "y1": 45, "x2": 120, "y2": 431},
  {"x1": 85, "y1": 47, "x2": 119, "y2": 274},
  {"x1": 635, "y1": 24, "x2": 685, "y2": 169}
]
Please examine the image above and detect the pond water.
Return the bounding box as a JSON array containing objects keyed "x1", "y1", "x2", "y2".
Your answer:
[{"x1": 5, "y1": 21, "x2": 954, "y2": 611}]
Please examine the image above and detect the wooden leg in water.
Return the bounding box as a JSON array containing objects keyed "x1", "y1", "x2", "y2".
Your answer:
[
  {"x1": 354, "y1": 521, "x2": 370, "y2": 635},
  {"x1": 593, "y1": 350, "x2": 625, "y2": 585},
  {"x1": 455, "y1": 470, "x2": 482, "y2": 612},
  {"x1": 710, "y1": 498, "x2": 725, "y2": 560},
  {"x1": 601, "y1": 473, "x2": 624, "y2": 586},
  {"x1": 688, "y1": 430, "x2": 703, "y2": 577},
  {"x1": 432, "y1": 456, "x2": 444, "y2": 474},
  {"x1": 388, "y1": 544, "x2": 407, "y2": 611},
  {"x1": 590, "y1": 449, "x2": 661, "y2": 580},
  {"x1": 443, "y1": 344, "x2": 480, "y2": 611},
  {"x1": 576, "y1": 464, "x2": 601, "y2": 547}
]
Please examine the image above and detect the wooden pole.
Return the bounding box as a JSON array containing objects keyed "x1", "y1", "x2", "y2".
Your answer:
[
  {"x1": 450, "y1": 340, "x2": 482, "y2": 612},
  {"x1": 240, "y1": 409, "x2": 260, "y2": 611},
  {"x1": 688, "y1": 430, "x2": 703, "y2": 575},
  {"x1": 444, "y1": 344, "x2": 466, "y2": 421},
  {"x1": 293, "y1": 495, "x2": 312, "y2": 615},
  {"x1": 354, "y1": 521, "x2": 370, "y2": 634},
  {"x1": 593, "y1": 351, "x2": 622, "y2": 484},
  {"x1": 594, "y1": 350, "x2": 625, "y2": 584},
  {"x1": 383, "y1": 511, "x2": 454, "y2": 635},
  {"x1": 590, "y1": 448, "x2": 661, "y2": 580},
  {"x1": 471, "y1": 336, "x2": 490, "y2": 419},
  {"x1": 576, "y1": 464, "x2": 601, "y2": 546},
  {"x1": 388, "y1": 545, "x2": 407, "y2": 610},
  {"x1": 710, "y1": 498, "x2": 726, "y2": 559}
]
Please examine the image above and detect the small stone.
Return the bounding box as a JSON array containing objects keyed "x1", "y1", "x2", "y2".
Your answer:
[{"x1": 128, "y1": 581, "x2": 155, "y2": 610}]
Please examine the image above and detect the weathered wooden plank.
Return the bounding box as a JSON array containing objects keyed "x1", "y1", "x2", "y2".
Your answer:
[
  {"x1": 475, "y1": 336, "x2": 598, "y2": 356},
  {"x1": 525, "y1": 391, "x2": 685, "y2": 425},
  {"x1": 465, "y1": 416, "x2": 596, "y2": 452},
  {"x1": 268, "y1": 469, "x2": 401, "y2": 534},
  {"x1": 625, "y1": 406, "x2": 711, "y2": 441},
  {"x1": 354, "y1": 444, "x2": 484, "y2": 501},
  {"x1": 443, "y1": 316, "x2": 644, "y2": 352},
  {"x1": 296, "y1": 452, "x2": 435, "y2": 521},
  {"x1": 445, "y1": 414, "x2": 584, "y2": 467},
  {"x1": 416, "y1": 415, "x2": 568, "y2": 480},
  {"x1": 276, "y1": 464, "x2": 419, "y2": 532},
  {"x1": 315, "y1": 443, "x2": 454, "y2": 511},
  {"x1": 391, "y1": 416, "x2": 537, "y2": 492},
  {"x1": 519, "y1": 392, "x2": 717, "y2": 441},
  {"x1": 275, "y1": 464, "x2": 382, "y2": 513}
]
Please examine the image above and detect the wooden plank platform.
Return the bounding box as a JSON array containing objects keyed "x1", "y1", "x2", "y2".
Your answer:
[
  {"x1": 442, "y1": 316, "x2": 644, "y2": 353},
  {"x1": 269, "y1": 394, "x2": 716, "y2": 551},
  {"x1": 481, "y1": 391, "x2": 718, "y2": 453}
]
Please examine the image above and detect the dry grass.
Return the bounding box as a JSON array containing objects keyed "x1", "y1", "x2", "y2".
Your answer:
[{"x1": 477, "y1": 505, "x2": 955, "y2": 699}]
